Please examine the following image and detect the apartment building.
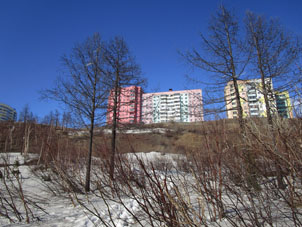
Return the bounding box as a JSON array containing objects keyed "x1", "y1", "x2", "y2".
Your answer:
[
  {"x1": 106, "y1": 87, "x2": 203, "y2": 124},
  {"x1": 106, "y1": 86, "x2": 143, "y2": 124},
  {"x1": 224, "y1": 78, "x2": 292, "y2": 119},
  {"x1": 275, "y1": 91, "x2": 293, "y2": 118},
  {"x1": 142, "y1": 89, "x2": 203, "y2": 124},
  {"x1": 0, "y1": 103, "x2": 17, "y2": 121}
]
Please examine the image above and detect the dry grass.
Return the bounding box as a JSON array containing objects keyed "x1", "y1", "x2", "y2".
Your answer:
[{"x1": 2, "y1": 117, "x2": 302, "y2": 225}]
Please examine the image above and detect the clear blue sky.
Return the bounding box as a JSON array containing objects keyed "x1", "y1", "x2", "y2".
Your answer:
[{"x1": 1, "y1": 0, "x2": 302, "y2": 120}]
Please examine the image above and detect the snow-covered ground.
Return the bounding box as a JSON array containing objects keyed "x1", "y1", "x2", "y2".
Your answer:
[
  {"x1": 1, "y1": 152, "x2": 301, "y2": 227},
  {"x1": 0, "y1": 152, "x2": 38, "y2": 166},
  {"x1": 0, "y1": 153, "x2": 98, "y2": 227},
  {"x1": 68, "y1": 128, "x2": 169, "y2": 137},
  {"x1": 0, "y1": 152, "x2": 177, "y2": 227},
  {"x1": 103, "y1": 128, "x2": 168, "y2": 134},
  {"x1": 126, "y1": 151, "x2": 183, "y2": 166}
]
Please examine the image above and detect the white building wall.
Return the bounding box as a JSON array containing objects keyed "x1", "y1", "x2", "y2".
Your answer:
[{"x1": 142, "y1": 89, "x2": 203, "y2": 124}]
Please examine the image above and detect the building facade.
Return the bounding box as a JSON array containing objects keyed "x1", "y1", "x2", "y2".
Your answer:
[
  {"x1": 0, "y1": 103, "x2": 17, "y2": 121},
  {"x1": 106, "y1": 87, "x2": 204, "y2": 124},
  {"x1": 224, "y1": 79, "x2": 292, "y2": 119},
  {"x1": 142, "y1": 89, "x2": 203, "y2": 124},
  {"x1": 107, "y1": 86, "x2": 143, "y2": 124},
  {"x1": 275, "y1": 91, "x2": 293, "y2": 118}
]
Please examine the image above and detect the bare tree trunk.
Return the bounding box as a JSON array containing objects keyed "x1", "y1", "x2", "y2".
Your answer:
[
  {"x1": 85, "y1": 75, "x2": 97, "y2": 192},
  {"x1": 23, "y1": 124, "x2": 32, "y2": 156},
  {"x1": 232, "y1": 66, "x2": 245, "y2": 132},
  {"x1": 110, "y1": 116, "x2": 117, "y2": 180},
  {"x1": 9, "y1": 125, "x2": 15, "y2": 152},
  {"x1": 37, "y1": 141, "x2": 44, "y2": 165},
  {"x1": 85, "y1": 118, "x2": 94, "y2": 192},
  {"x1": 254, "y1": 41, "x2": 274, "y2": 127},
  {"x1": 110, "y1": 71, "x2": 120, "y2": 180}
]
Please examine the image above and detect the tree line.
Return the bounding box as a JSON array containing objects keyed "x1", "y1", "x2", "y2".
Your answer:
[{"x1": 18, "y1": 104, "x2": 73, "y2": 129}]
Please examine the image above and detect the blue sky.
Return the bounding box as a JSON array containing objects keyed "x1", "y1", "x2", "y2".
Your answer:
[{"x1": 1, "y1": 0, "x2": 302, "y2": 120}]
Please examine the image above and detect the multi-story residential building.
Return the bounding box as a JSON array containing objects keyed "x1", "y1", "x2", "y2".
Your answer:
[
  {"x1": 275, "y1": 91, "x2": 293, "y2": 118},
  {"x1": 106, "y1": 87, "x2": 204, "y2": 124},
  {"x1": 107, "y1": 86, "x2": 143, "y2": 124},
  {"x1": 142, "y1": 89, "x2": 203, "y2": 124},
  {"x1": 0, "y1": 103, "x2": 17, "y2": 121},
  {"x1": 224, "y1": 78, "x2": 292, "y2": 119},
  {"x1": 225, "y1": 78, "x2": 274, "y2": 119}
]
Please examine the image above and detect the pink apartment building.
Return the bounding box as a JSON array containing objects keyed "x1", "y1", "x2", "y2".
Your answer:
[
  {"x1": 107, "y1": 87, "x2": 203, "y2": 124},
  {"x1": 107, "y1": 86, "x2": 143, "y2": 124}
]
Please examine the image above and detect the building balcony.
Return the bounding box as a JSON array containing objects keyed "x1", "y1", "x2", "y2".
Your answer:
[
  {"x1": 248, "y1": 98, "x2": 257, "y2": 102},
  {"x1": 250, "y1": 112, "x2": 259, "y2": 116}
]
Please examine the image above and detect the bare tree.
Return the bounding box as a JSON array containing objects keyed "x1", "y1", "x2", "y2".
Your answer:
[
  {"x1": 54, "y1": 110, "x2": 60, "y2": 128},
  {"x1": 104, "y1": 37, "x2": 146, "y2": 179},
  {"x1": 182, "y1": 5, "x2": 249, "y2": 131},
  {"x1": 18, "y1": 104, "x2": 36, "y2": 123},
  {"x1": 245, "y1": 11, "x2": 300, "y2": 125},
  {"x1": 245, "y1": 12, "x2": 301, "y2": 189},
  {"x1": 18, "y1": 104, "x2": 37, "y2": 156},
  {"x1": 41, "y1": 33, "x2": 108, "y2": 192},
  {"x1": 181, "y1": 5, "x2": 263, "y2": 190},
  {"x1": 61, "y1": 111, "x2": 73, "y2": 130},
  {"x1": 41, "y1": 111, "x2": 55, "y2": 126}
]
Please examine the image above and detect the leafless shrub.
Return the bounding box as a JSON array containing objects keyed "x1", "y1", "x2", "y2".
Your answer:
[
  {"x1": 20, "y1": 117, "x2": 301, "y2": 226},
  {"x1": 31, "y1": 147, "x2": 86, "y2": 196},
  {"x1": 30, "y1": 123, "x2": 88, "y2": 197},
  {"x1": 0, "y1": 155, "x2": 46, "y2": 224}
]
